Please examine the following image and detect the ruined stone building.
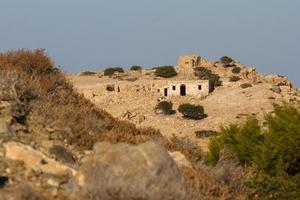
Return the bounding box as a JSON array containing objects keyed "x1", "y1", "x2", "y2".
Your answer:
[
  {"x1": 100, "y1": 55, "x2": 211, "y2": 98},
  {"x1": 176, "y1": 55, "x2": 202, "y2": 76}
]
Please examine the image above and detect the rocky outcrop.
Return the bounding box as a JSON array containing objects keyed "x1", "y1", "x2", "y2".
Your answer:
[
  {"x1": 169, "y1": 151, "x2": 192, "y2": 168},
  {"x1": 68, "y1": 141, "x2": 190, "y2": 200},
  {"x1": 265, "y1": 74, "x2": 293, "y2": 87},
  {"x1": 4, "y1": 142, "x2": 76, "y2": 176}
]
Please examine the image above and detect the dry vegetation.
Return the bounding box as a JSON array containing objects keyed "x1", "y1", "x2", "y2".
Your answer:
[{"x1": 0, "y1": 49, "x2": 164, "y2": 150}]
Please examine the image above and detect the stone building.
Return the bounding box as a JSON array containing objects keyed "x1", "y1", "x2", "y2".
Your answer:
[{"x1": 158, "y1": 80, "x2": 210, "y2": 97}]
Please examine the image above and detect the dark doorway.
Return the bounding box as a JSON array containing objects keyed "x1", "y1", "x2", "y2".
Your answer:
[
  {"x1": 180, "y1": 84, "x2": 186, "y2": 96},
  {"x1": 164, "y1": 88, "x2": 168, "y2": 96}
]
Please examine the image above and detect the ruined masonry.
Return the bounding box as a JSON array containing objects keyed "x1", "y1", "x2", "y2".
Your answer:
[{"x1": 102, "y1": 55, "x2": 210, "y2": 98}]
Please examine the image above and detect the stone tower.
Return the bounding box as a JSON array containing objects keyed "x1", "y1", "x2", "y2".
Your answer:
[{"x1": 176, "y1": 55, "x2": 201, "y2": 76}]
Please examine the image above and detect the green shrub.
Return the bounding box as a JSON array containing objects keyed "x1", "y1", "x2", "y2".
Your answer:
[
  {"x1": 194, "y1": 67, "x2": 221, "y2": 90},
  {"x1": 49, "y1": 145, "x2": 76, "y2": 165},
  {"x1": 154, "y1": 66, "x2": 177, "y2": 78},
  {"x1": 207, "y1": 137, "x2": 224, "y2": 166},
  {"x1": 229, "y1": 76, "x2": 241, "y2": 82},
  {"x1": 255, "y1": 104, "x2": 300, "y2": 176},
  {"x1": 178, "y1": 103, "x2": 207, "y2": 120},
  {"x1": 207, "y1": 104, "x2": 300, "y2": 199},
  {"x1": 207, "y1": 118, "x2": 262, "y2": 165},
  {"x1": 195, "y1": 130, "x2": 218, "y2": 138},
  {"x1": 130, "y1": 65, "x2": 142, "y2": 71},
  {"x1": 104, "y1": 67, "x2": 124, "y2": 76},
  {"x1": 252, "y1": 105, "x2": 300, "y2": 199},
  {"x1": 232, "y1": 66, "x2": 241, "y2": 74},
  {"x1": 220, "y1": 56, "x2": 234, "y2": 66},
  {"x1": 155, "y1": 101, "x2": 174, "y2": 115},
  {"x1": 106, "y1": 85, "x2": 115, "y2": 91},
  {"x1": 240, "y1": 83, "x2": 252, "y2": 89}
]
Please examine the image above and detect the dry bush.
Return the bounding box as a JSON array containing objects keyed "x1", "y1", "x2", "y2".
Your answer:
[
  {"x1": 240, "y1": 83, "x2": 252, "y2": 89},
  {"x1": 208, "y1": 156, "x2": 251, "y2": 198},
  {"x1": 229, "y1": 76, "x2": 241, "y2": 82},
  {"x1": 154, "y1": 66, "x2": 177, "y2": 78},
  {"x1": 180, "y1": 156, "x2": 251, "y2": 200},
  {"x1": 76, "y1": 120, "x2": 165, "y2": 148},
  {"x1": 166, "y1": 135, "x2": 203, "y2": 164},
  {"x1": 181, "y1": 166, "x2": 232, "y2": 200},
  {"x1": 79, "y1": 71, "x2": 96, "y2": 76}
]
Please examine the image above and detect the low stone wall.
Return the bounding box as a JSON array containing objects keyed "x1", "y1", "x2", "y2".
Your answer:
[{"x1": 96, "y1": 79, "x2": 210, "y2": 98}]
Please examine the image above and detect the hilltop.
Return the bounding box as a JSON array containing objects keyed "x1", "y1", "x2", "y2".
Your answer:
[{"x1": 70, "y1": 55, "x2": 299, "y2": 151}]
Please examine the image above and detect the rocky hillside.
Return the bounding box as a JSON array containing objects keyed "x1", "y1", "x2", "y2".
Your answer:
[
  {"x1": 70, "y1": 57, "x2": 299, "y2": 151},
  {"x1": 0, "y1": 50, "x2": 253, "y2": 199}
]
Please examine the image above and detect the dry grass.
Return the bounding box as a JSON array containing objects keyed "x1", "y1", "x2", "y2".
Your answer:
[
  {"x1": 181, "y1": 159, "x2": 251, "y2": 200},
  {"x1": 181, "y1": 166, "x2": 232, "y2": 200}
]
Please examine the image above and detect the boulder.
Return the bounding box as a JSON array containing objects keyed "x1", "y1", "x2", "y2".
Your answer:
[
  {"x1": 4, "y1": 142, "x2": 76, "y2": 176},
  {"x1": 68, "y1": 141, "x2": 189, "y2": 200},
  {"x1": 169, "y1": 151, "x2": 192, "y2": 168}
]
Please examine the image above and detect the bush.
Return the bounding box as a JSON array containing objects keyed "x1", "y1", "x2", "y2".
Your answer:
[
  {"x1": 240, "y1": 83, "x2": 252, "y2": 89},
  {"x1": 229, "y1": 76, "x2": 241, "y2": 82},
  {"x1": 49, "y1": 145, "x2": 76, "y2": 165},
  {"x1": 79, "y1": 71, "x2": 96, "y2": 76},
  {"x1": 220, "y1": 56, "x2": 234, "y2": 66},
  {"x1": 256, "y1": 104, "x2": 300, "y2": 176},
  {"x1": 207, "y1": 104, "x2": 300, "y2": 199},
  {"x1": 194, "y1": 67, "x2": 221, "y2": 90},
  {"x1": 206, "y1": 137, "x2": 224, "y2": 166},
  {"x1": 154, "y1": 66, "x2": 177, "y2": 78},
  {"x1": 155, "y1": 101, "x2": 174, "y2": 115},
  {"x1": 195, "y1": 130, "x2": 218, "y2": 138},
  {"x1": 104, "y1": 67, "x2": 124, "y2": 76},
  {"x1": 106, "y1": 85, "x2": 115, "y2": 91},
  {"x1": 207, "y1": 117, "x2": 262, "y2": 165},
  {"x1": 178, "y1": 103, "x2": 207, "y2": 120},
  {"x1": 231, "y1": 66, "x2": 241, "y2": 74},
  {"x1": 130, "y1": 65, "x2": 142, "y2": 71}
]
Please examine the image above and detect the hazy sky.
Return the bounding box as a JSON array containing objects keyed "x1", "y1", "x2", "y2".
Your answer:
[{"x1": 1, "y1": 0, "x2": 299, "y2": 86}]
